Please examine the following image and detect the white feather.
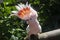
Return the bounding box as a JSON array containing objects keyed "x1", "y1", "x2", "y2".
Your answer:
[
  {"x1": 26, "y1": 25, "x2": 30, "y2": 33},
  {"x1": 11, "y1": 11, "x2": 18, "y2": 14},
  {"x1": 15, "y1": 5, "x2": 20, "y2": 11}
]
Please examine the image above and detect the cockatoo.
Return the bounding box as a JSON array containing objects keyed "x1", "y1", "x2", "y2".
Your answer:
[{"x1": 10, "y1": 2, "x2": 42, "y2": 36}]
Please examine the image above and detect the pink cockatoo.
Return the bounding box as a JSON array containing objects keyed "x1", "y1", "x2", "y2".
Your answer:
[{"x1": 10, "y1": 2, "x2": 42, "y2": 36}]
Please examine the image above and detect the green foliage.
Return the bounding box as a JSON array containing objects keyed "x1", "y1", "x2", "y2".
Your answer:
[
  {"x1": 0, "y1": 0, "x2": 27, "y2": 40},
  {"x1": 0, "y1": 0, "x2": 60, "y2": 40}
]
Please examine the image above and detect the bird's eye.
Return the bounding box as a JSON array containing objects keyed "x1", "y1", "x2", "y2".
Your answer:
[{"x1": 30, "y1": 18, "x2": 32, "y2": 20}]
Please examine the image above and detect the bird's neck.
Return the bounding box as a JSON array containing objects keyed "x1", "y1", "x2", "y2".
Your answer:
[{"x1": 27, "y1": 19, "x2": 40, "y2": 28}]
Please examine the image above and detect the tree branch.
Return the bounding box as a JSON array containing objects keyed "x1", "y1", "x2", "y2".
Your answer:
[
  {"x1": 38, "y1": 29, "x2": 60, "y2": 39},
  {"x1": 26, "y1": 29, "x2": 60, "y2": 40}
]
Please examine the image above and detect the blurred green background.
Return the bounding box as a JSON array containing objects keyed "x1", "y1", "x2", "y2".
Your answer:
[{"x1": 0, "y1": 0, "x2": 60, "y2": 40}]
